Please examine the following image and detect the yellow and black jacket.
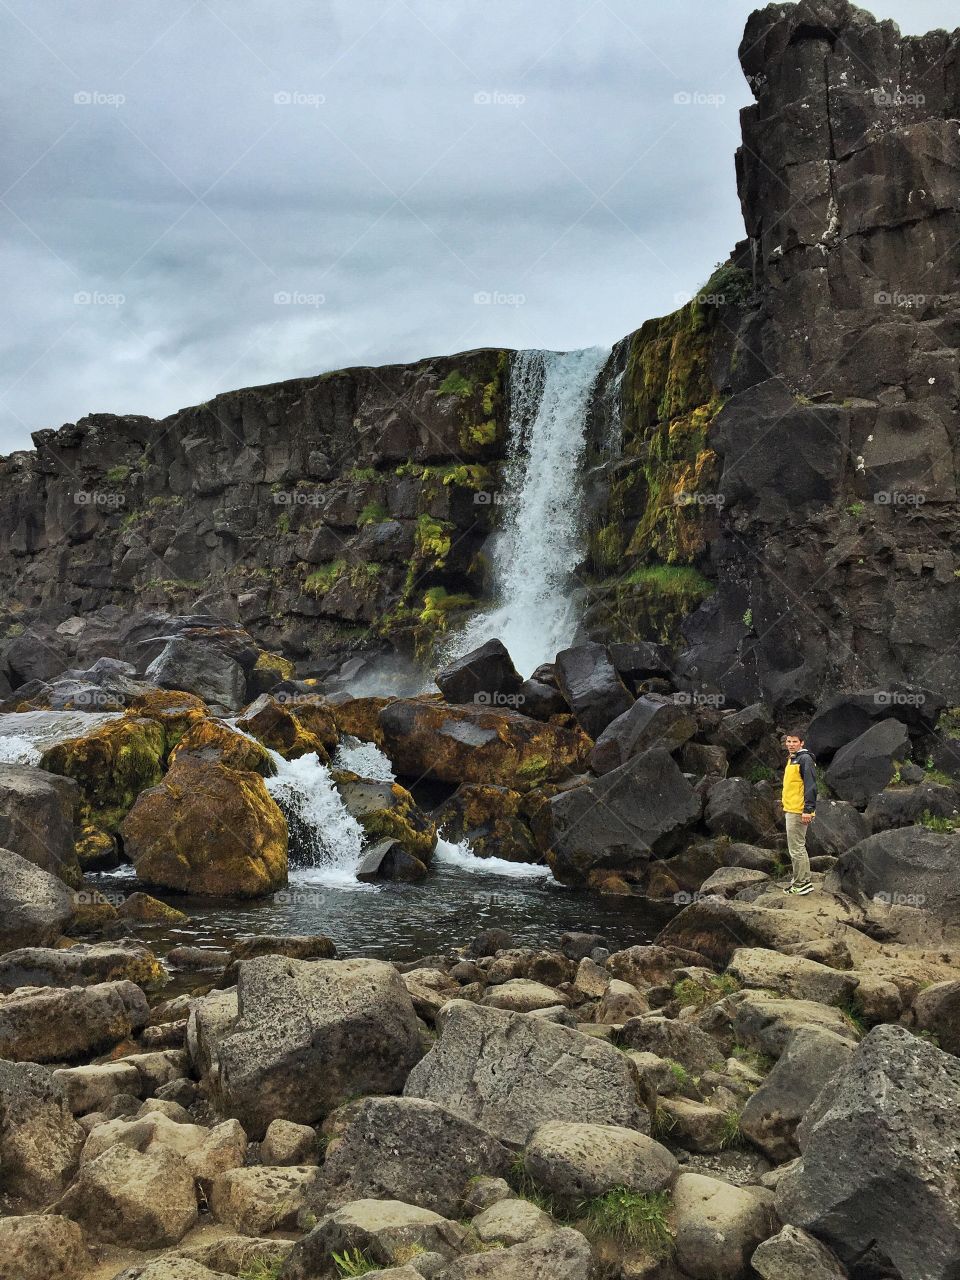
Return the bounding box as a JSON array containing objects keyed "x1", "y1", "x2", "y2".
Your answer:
[{"x1": 782, "y1": 748, "x2": 817, "y2": 815}]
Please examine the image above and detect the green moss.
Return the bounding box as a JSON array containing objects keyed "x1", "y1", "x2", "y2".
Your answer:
[
  {"x1": 459, "y1": 418, "x2": 498, "y2": 451},
  {"x1": 357, "y1": 501, "x2": 389, "y2": 526},
  {"x1": 276, "y1": 512, "x2": 291, "y2": 534},
  {"x1": 347, "y1": 466, "x2": 379, "y2": 482},
  {"x1": 104, "y1": 464, "x2": 131, "y2": 485},
  {"x1": 415, "y1": 514, "x2": 453, "y2": 565},
  {"x1": 698, "y1": 261, "x2": 753, "y2": 308},
  {"x1": 672, "y1": 973, "x2": 740, "y2": 1011},
  {"x1": 920, "y1": 809, "x2": 960, "y2": 832},
  {"x1": 419, "y1": 587, "x2": 474, "y2": 630},
  {"x1": 395, "y1": 461, "x2": 424, "y2": 477},
  {"x1": 305, "y1": 560, "x2": 346, "y2": 595},
  {"x1": 437, "y1": 369, "x2": 473, "y2": 398},
  {"x1": 732, "y1": 1044, "x2": 774, "y2": 1075}
]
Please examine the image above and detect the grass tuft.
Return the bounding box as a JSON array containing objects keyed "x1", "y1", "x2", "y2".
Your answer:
[{"x1": 578, "y1": 1188, "x2": 673, "y2": 1253}]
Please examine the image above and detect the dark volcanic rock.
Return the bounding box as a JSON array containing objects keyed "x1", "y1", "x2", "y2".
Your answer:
[
  {"x1": 434, "y1": 638, "x2": 523, "y2": 707},
  {"x1": 825, "y1": 826, "x2": 960, "y2": 921},
  {"x1": 823, "y1": 718, "x2": 911, "y2": 805},
  {"x1": 777, "y1": 1024, "x2": 960, "y2": 1280},
  {"x1": 588, "y1": 694, "x2": 696, "y2": 774},
  {"x1": 554, "y1": 642, "x2": 634, "y2": 739},
  {"x1": 532, "y1": 747, "x2": 701, "y2": 885}
]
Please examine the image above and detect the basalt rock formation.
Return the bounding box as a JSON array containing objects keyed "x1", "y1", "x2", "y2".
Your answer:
[{"x1": 2, "y1": 0, "x2": 960, "y2": 714}]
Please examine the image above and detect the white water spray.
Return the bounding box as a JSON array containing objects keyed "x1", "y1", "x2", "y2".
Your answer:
[
  {"x1": 264, "y1": 750, "x2": 369, "y2": 887},
  {"x1": 448, "y1": 346, "x2": 610, "y2": 676}
]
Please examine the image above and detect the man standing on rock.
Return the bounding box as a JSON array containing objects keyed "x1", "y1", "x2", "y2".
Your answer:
[{"x1": 782, "y1": 732, "x2": 816, "y2": 895}]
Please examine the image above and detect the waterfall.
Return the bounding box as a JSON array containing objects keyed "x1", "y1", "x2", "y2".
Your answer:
[
  {"x1": 448, "y1": 345, "x2": 610, "y2": 677},
  {"x1": 0, "y1": 710, "x2": 121, "y2": 763},
  {"x1": 264, "y1": 749, "x2": 369, "y2": 887}
]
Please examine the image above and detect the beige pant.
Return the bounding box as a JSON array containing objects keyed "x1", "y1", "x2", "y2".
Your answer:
[{"x1": 785, "y1": 811, "x2": 811, "y2": 884}]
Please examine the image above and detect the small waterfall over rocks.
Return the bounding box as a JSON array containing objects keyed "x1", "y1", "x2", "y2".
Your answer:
[{"x1": 448, "y1": 345, "x2": 610, "y2": 677}]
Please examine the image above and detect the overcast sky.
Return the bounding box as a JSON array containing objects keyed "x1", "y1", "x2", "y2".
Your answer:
[{"x1": 1, "y1": 0, "x2": 956, "y2": 451}]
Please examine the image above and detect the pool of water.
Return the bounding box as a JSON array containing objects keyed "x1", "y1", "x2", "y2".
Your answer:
[{"x1": 92, "y1": 857, "x2": 675, "y2": 963}]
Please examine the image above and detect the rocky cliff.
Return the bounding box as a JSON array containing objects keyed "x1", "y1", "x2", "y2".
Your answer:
[{"x1": 2, "y1": 0, "x2": 960, "y2": 711}]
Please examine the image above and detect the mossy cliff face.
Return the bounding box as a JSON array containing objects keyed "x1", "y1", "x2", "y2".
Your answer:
[
  {"x1": 0, "y1": 347, "x2": 510, "y2": 672},
  {"x1": 580, "y1": 275, "x2": 750, "y2": 648}
]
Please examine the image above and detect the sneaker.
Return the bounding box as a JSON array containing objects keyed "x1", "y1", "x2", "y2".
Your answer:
[
  {"x1": 788, "y1": 881, "x2": 814, "y2": 895},
  {"x1": 781, "y1": 879, "x2": 796, "y2": 894}
]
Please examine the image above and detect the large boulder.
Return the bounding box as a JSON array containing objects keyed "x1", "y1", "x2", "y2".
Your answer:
[
  {"x1": 751, "y1": 1225, "x2": 848, "y2": 1280},
  {"x1": 432, "y1": 784, "x2": 539, "y2": 863},
  {"x1": 726, "y1": 949, "x2": 857, "y2": 1006},
  {"x1": 336, "y1": 777, "x2": 437, "y2": 861},
  {"x1": 55, "y1": 1143, "x2": 198, "y2": 1247},
  {"x1": 425, "y1": 1227, "x2": 597, "y2": 1279},
  {"x1": 236, "y1": 694, "x2": 337, "y2": 762},
  {"x1": 588, "y1": 695, "x2": 696, "y2": 774},
  {"x1": 435, "y1": 638, "x2": 523, "y2": 706},
  {"x1": 532, "y1": 747, "x2": 701, "y2": 885},
  {"x1": 279, "y1": 1199, "x2": 467, "y2": 1277},
  {"x1": 0, "y1": 941, "x2": 165, "y2": 994},
  {"x1": 554, "y1": 642, "x2": 634, "y2": 739},
  {"x1": 0, "y1": 1060, "x2": 85, "y2": 1202},
  {"x1": 210, "y1": 1165, "x2": 318, "y2": 1235},
  {"x1": 804, "y1": 798, "x2": 870, "y2": 858},
  {"x1": 378, "y1": 698, "x2": 588, "y2": 791},
  {"x1": 146, "y1": 636, "x2": 246, "y2": 710},
  {"x1": 40, "y1": 713, "x2": 171, "y2": 834},
  {"x1": 210, "y1": 956, "x2": 421, "y2": 1137},
  {"x1": 313, "y1": 1096, "x2": 509, "y2": 1217},
  {"x1": 657, "y1": 898, "x2": 839, "y2": 968},
  {"x1": 824, "y1": 718, "x2": 911, "y2": 806},
  {"x1": 826, "y1": 826, "x2": 960, "y2": 921},
  {"x1": 909, "y1": 979, "x2": 960, "y2": 1055},
  {"x1": 403, "y1": 1000, "x2": 644, "y2": 1144},
  {"x1": 0, "y1": 763, "x2": 80, "y2": 882},
  {"x1": 704, "y1": 777, "x2": 780, "y2": 844},
  {"x1": 739, "y1": 1027, "x2": 854, "y2": 1161},
  {"x1": 672, "y1": 1172, "x2": 777, "y2": 1280},
  {"x1": 0, "y1": 979, "x2": 149, "y2": 1063},
  {"x1": 0, "y1": 1215, "x2": 90, "y2": 1280},
  {"x1": 0, "y1": 847, "x2": 74, "y2": 950},
  {"x1": 805, "y1": 687, "x2": 943, "y2": 760},
  {"x1": 522, "y1": 1121, "x2": 678, "y2": 1206},
  {"x1": 777, "y1": 1025, "x2": 960, "y2": 1279},
  {"x1": 120, "y1": 756, "x2": 288, "y2": 897}
]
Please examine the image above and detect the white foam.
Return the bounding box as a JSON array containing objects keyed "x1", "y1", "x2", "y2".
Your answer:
[
  {"x1": 265, "y1": 749, "x2": 369, "y2": 884},
  {"x1": 433, "y1": 835, "x2": 553, "y2": 880},
  {"x1": 331, "y1": 735, "x2": 396, "y2": 782}
]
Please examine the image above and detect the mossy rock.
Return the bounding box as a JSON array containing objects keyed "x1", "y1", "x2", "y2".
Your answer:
[
  {"x1": 249, "y1": 649, "x2": 297, "y2": 697},
  {"x1": 335, "y1": 777, "x2": 437, "y2": 861},
  {"x1": 69, "y1": 891, "x2": 121, "y2": 934},
  {"x1": 236, "y1": 697, "x2": 331, "y2": 762},
  {"x1": 170, "y1": 718, "x2": 276, "y2": 775},
  {"x1": 119, "y1": 756, "x2": 288, "y2": 898},
  {"x1": 75, "y1": 824, "x2": 120, "y2": 872},
  {"x1": 326, "y1": 695, "x2": 392, "y2": 747},
  {"x1": 41, "y1": 715, "x2": 167, "y2": 833},
  {"x1": 433, "y1": 784, "x2": 540, "y2": 863},
  {"x1": 116, "y1": 892, "x2": 188, "y2": 925},
  {"x1": 127, "y1": 688, "x2": 209, "y2": 751}
]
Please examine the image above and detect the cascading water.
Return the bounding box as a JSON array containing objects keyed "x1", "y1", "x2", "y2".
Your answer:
[
  {"x1": 447, "y1": 345, "x2": 610, "y2": 676},
  {"x1": 263, "y1": 749, "x2": 368, "y2": 887}
]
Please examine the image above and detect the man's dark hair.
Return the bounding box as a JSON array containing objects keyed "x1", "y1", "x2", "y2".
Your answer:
[{"x1": 784, "y1": 730, "x2": 806, "y2": 741}]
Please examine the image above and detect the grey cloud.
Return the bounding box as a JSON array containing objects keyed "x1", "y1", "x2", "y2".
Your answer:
[{"x1": 1, "y1": 0, "x2": 956, "y2": 450}]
